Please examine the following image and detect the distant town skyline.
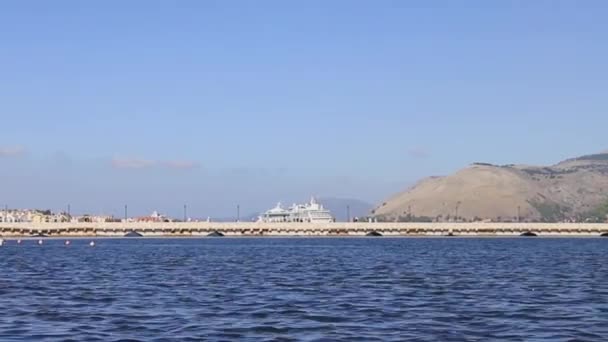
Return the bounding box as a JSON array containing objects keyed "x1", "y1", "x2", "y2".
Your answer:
[{"x1": 1, "y1": 1, "x2": 607, "y2": 217}]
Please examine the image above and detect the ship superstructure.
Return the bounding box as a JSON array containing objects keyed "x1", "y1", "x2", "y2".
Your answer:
[{"x1": 259, "y1": 197, "x2": 334, "y2": 223}]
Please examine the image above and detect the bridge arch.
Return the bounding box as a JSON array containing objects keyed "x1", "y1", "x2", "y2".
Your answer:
[{"x1": 207, "y1": 231, "x2": 224, "y2": 237}]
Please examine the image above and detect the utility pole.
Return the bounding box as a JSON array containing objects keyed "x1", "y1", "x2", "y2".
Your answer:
[
  {"x1": 346, "y1": 205, "x2": 351, "y2": 222},
  {"x1": 183, "y1": 204, "x2": 187, "y2": 222},
  {"x1": 517, "y1": 206, "x2": 521, "y2": 222},
  {"x1": 237, "y1": 204, "x2": 240, "y2": 222},
  {"x1": 124, "y1": 204, "x2": 128, "y2": 222},
  {"x1": 67, "y1": 204, "x2": 71, "y2": 216},
  {"x1": 455, "y1": 201, "x2": 461, "y2": 222}
]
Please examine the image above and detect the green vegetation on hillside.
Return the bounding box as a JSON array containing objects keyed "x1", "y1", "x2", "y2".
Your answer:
[
  {"x1": 578, "y1": 198, "x2": 608, "y2": 223},
  {"x1": 528, "y1": 200, "x2": 568, "y2": 222},
  {"x1": 374, "y1": 214, "x2": 433, "y2": 223},
  {"x1": 575, "y1": 153, "x2": 608, "y2": 161}
]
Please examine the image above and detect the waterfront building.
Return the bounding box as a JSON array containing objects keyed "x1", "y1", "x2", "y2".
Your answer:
[
  {"x1": 76, "y1": 215, "x2": 94, "y2": 223},
  {"x1": 0, "y1": 211, "x2": 19, "y2": 223},
  {"x1": 51, "y1": 213, "x2": 71, "y2": 222},
  {"x1": 32, "y1": 212, "x2": 71, "y2": 223},
  {"x1": 31, "y1": 214, "x2": 45, "y2": 223},
  {"x1": 75, "y1": 215, "x2": 115, "y2": 223},
  {"x1": 0, "y1": 209, "x2": 60, "y2": 223},
  {"x1": 258, "y1": 197, "x2": 334, "y2": 223},
  {"x1": 0, "y1": 209, "x2": 72, "y2": 223},
  {"x1": 92, "y1": 215, "x2": 115, "y2": 223},
  {"x1": 136, "y1": 211, "x2": 171, "y2": 223}
]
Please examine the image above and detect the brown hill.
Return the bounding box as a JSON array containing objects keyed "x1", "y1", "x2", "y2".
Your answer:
[{"x1": 372, "y1": 153, "x2": 608, "y2": 222}]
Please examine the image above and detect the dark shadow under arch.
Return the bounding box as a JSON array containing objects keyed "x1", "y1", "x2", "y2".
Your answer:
[{"x1": 208, "y1": 231, "x2": 225, "y2": 237}]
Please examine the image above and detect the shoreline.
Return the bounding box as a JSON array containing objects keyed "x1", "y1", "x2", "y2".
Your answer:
[
  {"x1": 1, "y1": 222, "x2": 608, "y2": 238},
  {"x1": 3, "y1": 234, "x2": 607, "y2": 239}
]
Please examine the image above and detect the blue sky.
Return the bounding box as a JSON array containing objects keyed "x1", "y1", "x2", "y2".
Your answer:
[{"x1": 1, "y1": 1, "x2": 607, "y2": 217}]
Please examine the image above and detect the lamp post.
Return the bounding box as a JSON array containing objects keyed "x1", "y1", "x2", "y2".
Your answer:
[
  {"x1": 346, "y1": 205, "x2": 351, "y2": 222},
  {"x1": 124, "y1": 204, "x2": 128, "y2": 222},
  {"x1": 517, "y1": 206, "x2": 521, "y2": 222},
  {"x1": 236, "y1": 204, "x2": 240, "y2": 222},
  {"x1": 183, "y1": 204, "x2": 187, "y2": 222}
]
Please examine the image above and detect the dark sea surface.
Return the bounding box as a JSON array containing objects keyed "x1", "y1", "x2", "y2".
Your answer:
[{"x1": 1, "y1": 237, "x2": 608, "y2": 341}]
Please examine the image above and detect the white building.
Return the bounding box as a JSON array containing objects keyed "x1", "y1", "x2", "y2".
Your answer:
[
  {"x1": 258, "y1": 197, "x2": 334, "y2": 223},
  {"x1": 0, "y1": 209, "x2": 40, "y2": 223},
  {"x1": 0, "y1": 211, "x2": 18, "y2": 223}
]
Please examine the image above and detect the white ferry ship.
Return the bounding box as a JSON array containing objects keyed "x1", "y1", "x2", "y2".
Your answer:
[{"x1": 258, "y1": 197, "x2": 334, "y2": 223}]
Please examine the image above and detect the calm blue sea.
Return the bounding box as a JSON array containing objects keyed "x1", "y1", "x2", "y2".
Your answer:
[{"x1": 0, "y1": 237, "x2": 607, "y2": 341}]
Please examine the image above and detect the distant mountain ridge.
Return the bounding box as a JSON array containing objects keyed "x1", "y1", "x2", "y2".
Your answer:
[{"x1": 372, "y1": 152, "x2": 608, "y2": 222}]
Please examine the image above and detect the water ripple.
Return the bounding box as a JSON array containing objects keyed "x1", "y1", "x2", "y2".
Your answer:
[{"x1": 1, "y1": 238, "x2": 608, "y2": 340}]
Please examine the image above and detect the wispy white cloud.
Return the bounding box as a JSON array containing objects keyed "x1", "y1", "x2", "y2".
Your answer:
[
  {"x1": 111, "y1": 158, "x2": 199, "y2": 170},
  {"x1": 0, "y1": 145, "x2": 26, "y2": 157}
]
